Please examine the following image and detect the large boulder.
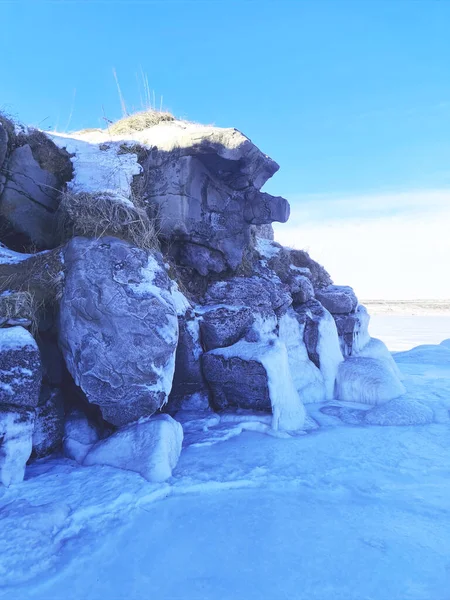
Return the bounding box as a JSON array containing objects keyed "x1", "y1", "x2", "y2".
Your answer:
[
  {"x1": 139, "y1": 124, "x2": 289, "y2": 274},
  {"x1": 315, "y1": 285, "x2": 358, "y2": 315},
  {"x1": 0, "y1": 326, "x2": 41, "y2": 409},
  {"x1": 0, "y1": 405, "x2": 35, "y2": 486},
  {"x1": 58, "y1": 237, "x2": 179, "y2": 426},
  {"x1": 84, "y1": 414, "x2": 183, "y2": 483}
]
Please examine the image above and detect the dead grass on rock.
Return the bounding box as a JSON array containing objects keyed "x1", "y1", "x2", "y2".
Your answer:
[
  {"x1": 56, "y1": 191, "x2": 160, "y2": 251},
  {"x1": 108, "y1": 109, "x2": 174, "y2": 136}
]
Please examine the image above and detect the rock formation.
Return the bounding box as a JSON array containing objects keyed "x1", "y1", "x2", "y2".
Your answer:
[{"x1": 0, "y1": 111, "x2": 406, "y2": 486}]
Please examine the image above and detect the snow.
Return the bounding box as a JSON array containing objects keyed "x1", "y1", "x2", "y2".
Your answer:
[
  {"x1": 1, "y1": 327, "x2": 450, "y2": 598},
  {"x1": 0, "y1": 326, "x2": 37, "y2": 352},
  {"x1": 0, "y1": 244, "x2": 32, "y2": 265},
  {"x1": 254, "y1": 236, "x2": 280, "y2": 259},
  {"x1": 83, "y1": 414, "x2": 183, "y2": 483},
  {"x1": 278, "y1": 310, "x2": 326, "y2": 403},
  {"x1": 316, "y1": 308, "x2": 344, "y2": 399},
  {"x1": 49, "y1": 132, "x2": 141, "y2": 203},
  {"x1": 0, "y1": 409, "x2": 34, "y2": 487}
]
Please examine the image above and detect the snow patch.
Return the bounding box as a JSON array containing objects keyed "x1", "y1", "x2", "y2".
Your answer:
[
  {"x1": 317, "y1": 310, "x2": 343, "y2": 399},
  {"x1": 0, "y1": 326, "x2": 37, "y2": 352}
]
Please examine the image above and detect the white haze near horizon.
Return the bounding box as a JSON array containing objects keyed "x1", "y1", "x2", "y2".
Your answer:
[{"x1": 274, "y1": 189, "x2": 450, "y2": 300}]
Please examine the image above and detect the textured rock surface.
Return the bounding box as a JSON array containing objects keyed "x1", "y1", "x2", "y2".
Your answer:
[
  {"x1": 200, "y1": 306, "x2": 254, "y2": 351},
  {"x1": 32, "y1": 386, "x2": 64, "y2": 458},
  {"x1": 315, "y1": 285, "x2": 358, "y2": 315},
  {"x1": 58, "y1": 237, "x2": 179, "y2": 426},
  {"x1": 0, "y1": 123, "x2": 7, "y2": 173},
  {"x1": 0, "y1": 326, "x2": 41, "y2": 409},
  {"x1": 140, "y1": 124, "x2": 290, "y2": 274},
  {"x1": 202, "y1": 351, "x2": 271, "y2": 411},
  {"x1": 0, "y1": 405, "x2": 35, "y2": 486},
  {"x1": 0, "y1": 145, "x2": 60, "y2": 247},
  {"x1": 84, "y1": 414, "x2": 183, "y2": 483}
]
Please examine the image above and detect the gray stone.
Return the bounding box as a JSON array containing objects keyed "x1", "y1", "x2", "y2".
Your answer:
[
  {"x1": 315, "y1": 285, "x2": 358, "y2": 315},
  {"x1": 139, "y1": 124, "x2": 289, "y2": 275},
  {"x1": 252, "y1": 224, "x2": 274, "y2": 241},
  {"x1": 290, "y1": 274, "x2": 314, "y2": 305},
  {"x1": 0, "y1": 405, "x2": 35, "y2": 486},
  {"x1": 200, "y1": 306, "x2": 254, "y2": 351},
  {"x1": 0, "y1": 145, "x2": 59, "y2": 247},
  {"x1": 204, "y1": 276, "x2": 291, "y2": 315},
  {"x1": 0, "y1": 326, "x2": 41, "y2": 409},
  {"x1": 32, "y1": 386, "x2": 64, "y2": 458},
  {"x1": 58, "y1": 237, "x2": 179, "y2": 427},
  {"x1": 202, "y1": 352, "x2": 271, "y2": 411}
]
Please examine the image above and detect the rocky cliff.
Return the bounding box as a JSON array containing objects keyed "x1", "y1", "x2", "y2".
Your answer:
[{"x1": 0, "y1": 111, "x2": 405, "y2": 486}]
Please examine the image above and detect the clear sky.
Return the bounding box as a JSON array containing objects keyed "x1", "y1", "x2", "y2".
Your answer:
[{"x1": 2, "y1": 0, "x2": 450, "y2": 298}]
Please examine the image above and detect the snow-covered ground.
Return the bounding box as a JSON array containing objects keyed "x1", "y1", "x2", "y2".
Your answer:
[
  {"x1": 1, "y1": 322, "x2": 450, "y2": 600},
  {"x1": 370, "y1": 314, "x2": 450, "y2": 351}
]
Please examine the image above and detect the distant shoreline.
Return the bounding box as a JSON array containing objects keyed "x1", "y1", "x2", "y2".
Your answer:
[{"x1": 362, "y1": 300, "x2": 450, "y2": 316}]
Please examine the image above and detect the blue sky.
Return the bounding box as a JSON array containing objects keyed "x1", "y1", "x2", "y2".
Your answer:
[{"x1": 2, "y1": 0, "x2": 450, "y2": 297}]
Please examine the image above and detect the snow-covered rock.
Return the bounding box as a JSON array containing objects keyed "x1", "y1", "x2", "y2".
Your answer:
[
  {"x1": 32, "y1": 386, "x2": 64, "y2": 458},
  {"x1": 168, "y1": 308, "x2": 209, "y2": 413},
  {"x1": 333, "y1": 304, "x2": 371, "y2": 357},
  {"x1": 0, "y1": 405, "x2": 35, "y2": 486},
  {"x1": 83, "y1": 414, "x2": 183, "y2": 483},
  {"x1": 315, "y1": 285, "x2": 358, "y2": 315},
  {"x1": 63, "y1": 410, "x2": 100, "y2": 463},
  {"x1": 295, "y1": 300, "x2": 343, "y2": 399},
  {"x1": 200, "y1": 306, "x2": 254, "y2": 351},
  {"x1": 138, "y1": 124, "x2": 290, "y2": 275},
  {"x1": 0, "y1": 326, "x2": 41, "y2": 409},
  {"x1": 336, "y1": 357, "x2": 406, "y2": 405},
  {"x1": 278, "y1": 310, "x2": 326, "y2": 404},
  {"x1": 58, "y1": 237, "x2": 179, "y2": 426},
  {"x1": 203, "y1": 336, "x2": 305, "y2": 431}
]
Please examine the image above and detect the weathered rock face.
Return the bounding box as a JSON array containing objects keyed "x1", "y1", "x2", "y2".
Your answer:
[
  {"x1": 140, "y1": 125, "x2": 289, "y2": 274},
  {"x1": 84, "y1": 414, "x2": 183, "y2": 483},
  {"x1": 200, "y1": 306, "x2": 254, "y2": 351},
  {"x1": 202, "y1": 351, "x2": 271, "y2": 411},
  {"x1": 58, "y1": 236, "x2": 179, "y2": 426},
  {"x1": 0, "y1": 124, "x2": 7, "y2": 174},
  {"x1": 0, "y1": 405, "x2": 35, "y2": 487},
  {"x1": 0, "y1": 326, "x2": 41, "y2": 409},
  {"x1": 315, "y1": 285, "x2": 358, "y2": 315}
]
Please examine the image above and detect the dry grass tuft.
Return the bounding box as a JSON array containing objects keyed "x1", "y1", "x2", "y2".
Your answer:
[
  {"x1": 0, "y1": 249, "x2": 64, "y2": 336},
  {"x1": 56, "y1": 191, "x2": 160, "y2": 251},
  {"x1": 108, "y1": 109, "x2": 174, "y2": 136}
]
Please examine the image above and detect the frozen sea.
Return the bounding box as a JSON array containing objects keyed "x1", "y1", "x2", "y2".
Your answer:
[{"x1": 1, "y1": 315, "x2": 449, "y2": 600}]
